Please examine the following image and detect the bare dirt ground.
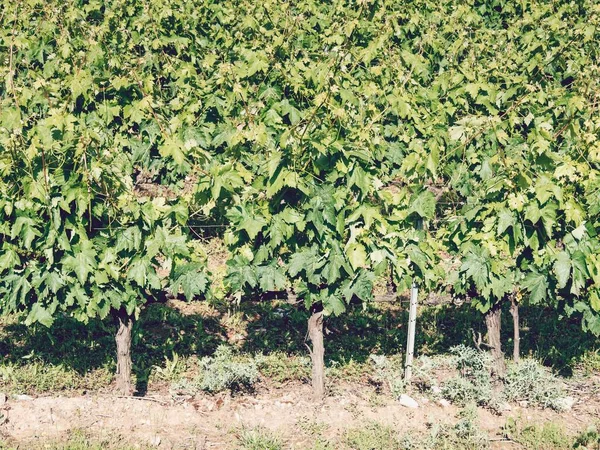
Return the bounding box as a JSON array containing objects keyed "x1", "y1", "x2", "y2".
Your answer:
[{"x1": 2, "y1": 378, "x2": 599, "y2": 449}]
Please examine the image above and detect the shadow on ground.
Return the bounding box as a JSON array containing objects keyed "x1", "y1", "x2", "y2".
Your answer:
[
  {"x1": 0, "y1": 298, "x2": 596, "y2": 393},
  {"x1": 0, "y1": 303, "x2": 226, "y2": 394}
]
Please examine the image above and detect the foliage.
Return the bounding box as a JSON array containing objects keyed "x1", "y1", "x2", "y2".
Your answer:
[
  {"x1": 218, "y1": 0, "x2": 444, "y2": 315},
  {"x1": 433, "y1": 0, "x2": 600, "y2": 333},
  {"x1": 0, "y1": 0, "x2": 211, "y2": 329}
]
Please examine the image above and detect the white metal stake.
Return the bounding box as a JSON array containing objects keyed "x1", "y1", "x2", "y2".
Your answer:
[
  {"x1": 404, "y1": 280, "x2": 418, "y2": 382},
  {"x1": 404, "y1": 218, "x2": 422, "y2": 383}
]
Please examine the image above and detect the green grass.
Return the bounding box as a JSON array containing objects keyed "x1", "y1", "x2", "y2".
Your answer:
[
  {"x1": 0, "y1": 430, "x2": 148, "y2": 450},
  {"x1": 504, "y1": 420, "x2": 600, "y2": 450},
  {"x1": 343, "y1": 422, "x2": 402, "y2": 450},
  {"x1": 0, "y1": 361, "x2": 112, "y2": 394},
  {"x1": 504, "y1": 418, "x2": 572, "y2": 450},
  {"x1": 236, "y1": 426, "x2": 283, "y2": 450},
  {"x1": 577, "y1": 349, "x2": 600, "y2": 376},
  {"x1": 255, "y1": 352, "x2": 311, "y2": 385}
]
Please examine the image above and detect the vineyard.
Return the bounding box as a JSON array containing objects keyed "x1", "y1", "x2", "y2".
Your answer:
[{"x1": 1, "y1": 0, "x2": 600, "y2": 448}]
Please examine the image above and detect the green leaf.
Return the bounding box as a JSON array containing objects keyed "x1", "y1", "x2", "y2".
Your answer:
[
  {"x1": 171, "y1": 264, "x2": 209, "y2": 300},
  {"x1": 128, "y1": 258, "x2": 155, "y2": 288},
  {"x1": 323, "y1": 294, "x2": 346, "y2": 316},
  {"x1": 0, "y1": 248, "x2": 20, "y2": 272},
  {"x1": 258, "y1": 265, "x2": 287, "y2": 291},
  {"x1": 342, "y1": 270, "x2": 375, "y2": 302},
  {"x1": 410, "y1": 190, "x2": 436, "y2": 219},
  {"x1": 25, "y1": 303, "x2": 54, "y2": 328},
  {"x1": 159, "y1": 136, "x2": 186, "y2": 165},
  {"x1": 522, "y1": 272, "x2": 548, "y2": 304},
  {"x1": 590, "y1": 290, "x2": 600, "y2": 312},
  {"x1": 571, "y1": 251, "x2": 589, "y2": 296},
  {"x1": 322, "y1": 249, "x2": 350, "y2": 284},
  {"x1": 346, "y1": 243, "x2": 367, "y2": 271},
  {"x1": 62, "y1": 241, "x2": 97, "y2": 284},
  {"x1": 497, "y1": 209, "x2": 515, "y2": 236},
  {"x1": 461, "y1": 251, "x2": 489, "y2": 292},
  {"x1": 553, "y1": 252, "x2": 571, "y2": 289}
]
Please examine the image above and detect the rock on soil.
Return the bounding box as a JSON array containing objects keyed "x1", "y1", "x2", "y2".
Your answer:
[{"x1": 399, "y1": 394, "x2": 419, "y2": 408}]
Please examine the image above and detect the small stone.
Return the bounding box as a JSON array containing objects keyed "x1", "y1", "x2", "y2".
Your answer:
[
  {"x1": 499, "y1": 402, "x2": 512, "y2": 412},
  {"x1": 431, "y1": 386, "x2": 442, "y2": 395},
  {"x1": 556, "y1": 396, "x2": 576, "y2": 411},
  {"x1": 152, "y1": 435, "x2": 161, "y2": 447},
  {"x1": 0, "y1": 393, "x2": 7, "y2": 405},
  {"x1": 438, "y1": 399, "x2": 451, "y2": 408},
  {"x1": 518, "y1": 400, "x2": 529, "y2": 408},
  {"x1": 14, "y1": 394, "x2": 34, "y2": 401},
  {"x1": 399, "y1": 394, "x2": 419, "y2": 408}
]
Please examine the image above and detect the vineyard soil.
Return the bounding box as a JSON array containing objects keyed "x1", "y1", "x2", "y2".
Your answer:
[{"x1": 1, "y1": 379, "x2": 599, "y2": 449}]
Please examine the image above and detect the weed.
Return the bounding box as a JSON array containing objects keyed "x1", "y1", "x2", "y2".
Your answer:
[
  {"x1": 503, "y1": 359, "x2": 565, "y2": 410},
  {"x1": 577, "y1": 349, "x2": 600, "y2": 376},
  {"x1": 327, "y1": 358, "x2": 371, "y2": 383},
  {"x1": 151, "y1": 352, "x2": 186, "y2": 383},
  {"x1": 369, "y1": 354, "x2": 405, "y2": 397},
  {"x1": 412, "y1": 354, "x2": 455, "y2": 393},
  {"x1": 573, "y1": 425, "x2": 600, "y2": 448},
  {"x1": 421, "y1": 405, "x2": 489, "y2": 450},
  {"x1": 309, "y1": 438, "x2": 336, "y2": 450},
  {"x1": 197, "y1": 345, "x2": 259, "y2": 393},
  {"x1": 441, "y1": 346, "x2": 494, "y2": 407},
  {"x1": 296, "y1": 417, "x2": 328, "y2": 436},
  {"x1": 237, "y1": 426, "x2": 283, "y2": 450}
]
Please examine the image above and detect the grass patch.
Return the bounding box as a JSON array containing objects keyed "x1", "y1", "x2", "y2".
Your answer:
[
  {"x1": 504, "y1": 418, "x2": 572, "y2": 450},
  {"x1": 573, "y1": 425, "x2": 600, "y2": 448},
  {"x1": 0, "y1": 362, "x2": 112, "y2": 395},
  {"x1": 0, "y1": 430, "x2": 148, "y2": 450},
  {"x1": 343, "y1": 422, "x2": 402, "y2": 450},
  {"x1": 256, "y1": 352, "x2": 311, "y2": 384},
  {"x1": 237, "y1": 426, "x2": 283, "y2": 450},
  {"x1": 577, "y1": 349, "x2": 600, "y2": 376}
]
